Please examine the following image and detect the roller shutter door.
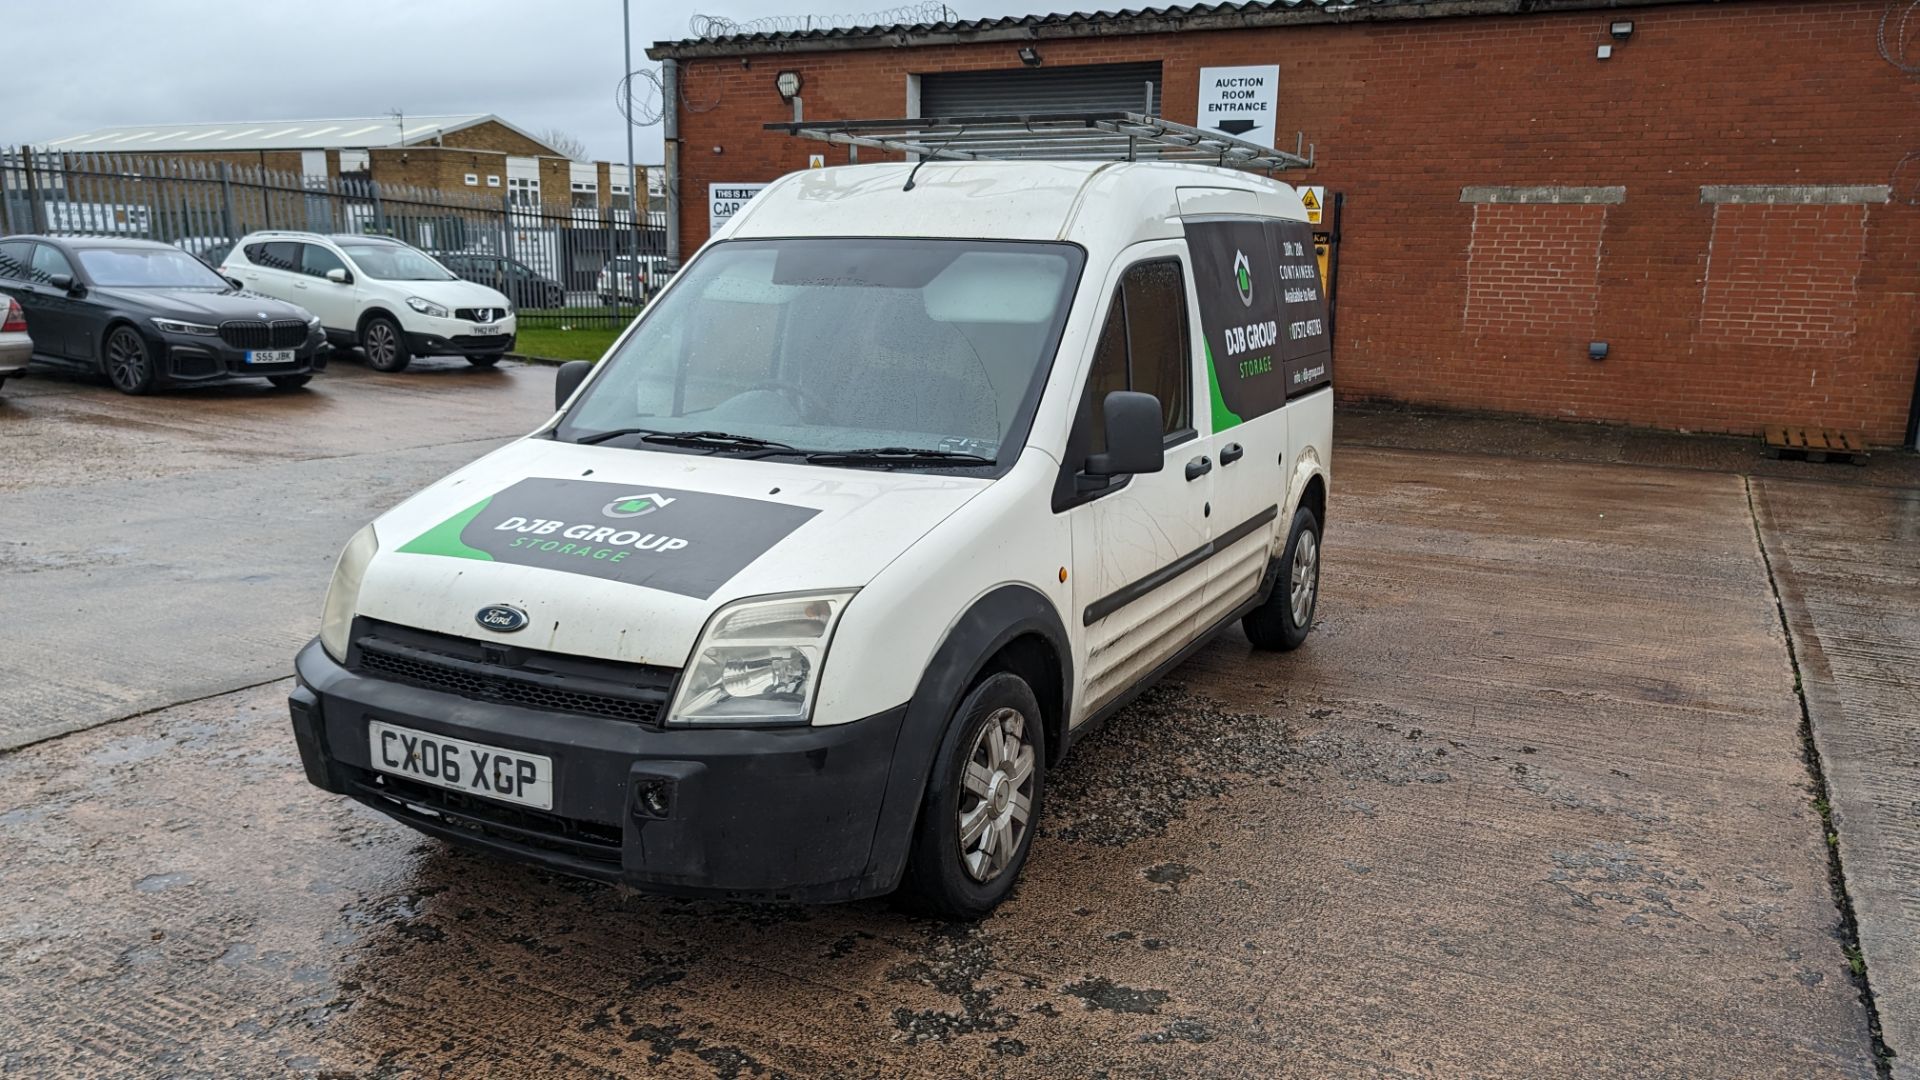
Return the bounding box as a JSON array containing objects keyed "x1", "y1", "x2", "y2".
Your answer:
[{"x1": 920, "y1": 62, "x2": 1162, "y2": 118}]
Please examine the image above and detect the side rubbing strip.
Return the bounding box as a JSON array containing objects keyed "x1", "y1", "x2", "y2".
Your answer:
[{"x1": 1082, "y1": 504, "x2": 1278, "y2": 626}]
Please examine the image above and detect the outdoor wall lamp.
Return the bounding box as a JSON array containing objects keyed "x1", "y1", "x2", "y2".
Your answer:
[
  {"x1": 1018, "y1": 46, "x2": 1042, "y2": 67},
  {"x1": 1589, "y1": 341, "x2": 1609, "y2": 362},
  {"x1": 775, "y1": 70, "x2": 803, "y2": 101},
  {"x1": 1610, "y1": 20, "x2": 1635, "y2": 40}
]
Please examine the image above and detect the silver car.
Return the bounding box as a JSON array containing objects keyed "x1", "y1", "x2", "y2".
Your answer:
[{"x1": 0, "y1": 293, "x2": 30, "y2": 392}]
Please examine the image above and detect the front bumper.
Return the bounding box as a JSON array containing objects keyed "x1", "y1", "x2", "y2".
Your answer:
[
  {"x1": 404, "y1": 311, "x2": 518, "y2": 358},
  {"x1": 156, "y1": 325, "x2": 327, "y2": 384},
  {"x1": 404, "y1": 330, "x2": 516, "y2": 358},
  {"x1": 288, "y1": 638, "x2": 910, "y2": 902}
]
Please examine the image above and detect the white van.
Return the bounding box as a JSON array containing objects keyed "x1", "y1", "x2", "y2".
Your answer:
[
  {"x1": 223, "y1": 232, "x2": 516, "y2": 372},
  {"x1": 288, "y1": 161, "x2": 1332, "y2": 916}
]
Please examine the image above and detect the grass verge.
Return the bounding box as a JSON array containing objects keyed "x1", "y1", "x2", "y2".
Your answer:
[{"x1": 512, "y1": 326, "x2": 622, "y2": 363}]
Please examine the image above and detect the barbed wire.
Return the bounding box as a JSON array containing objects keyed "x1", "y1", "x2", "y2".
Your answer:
[
  {"x1": 690, "y1": 4, "x2": 954, "y2": 39},
  {"x1": 1879, "y1": 0, "x2": 1920, "y2": 74},
  {"x1": 616, "y1": 69, "x2": 665, "y2": 126}
]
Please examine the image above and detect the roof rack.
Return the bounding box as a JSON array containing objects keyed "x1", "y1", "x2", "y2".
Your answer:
[{"x1": 763, "y1": 111, "x2": 1314, "y2": 174}]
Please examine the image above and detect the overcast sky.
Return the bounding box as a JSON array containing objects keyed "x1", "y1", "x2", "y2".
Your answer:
[{"x1": 9, "y1": 0, "x2": 1022, "y2": 165}]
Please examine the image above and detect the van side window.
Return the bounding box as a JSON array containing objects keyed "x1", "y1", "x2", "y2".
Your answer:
[
  {"x1": 1074, "y1": 258, "x2": 1195, "y2": 459},
  {"x1": 1121, "y1": 259, "x2": 1192, "y2": 437},
  {"x1": 1082, "y1": 291, "x2": 1129, "y2": 455}
]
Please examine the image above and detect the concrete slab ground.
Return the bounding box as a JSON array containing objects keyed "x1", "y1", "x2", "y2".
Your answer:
[
  {"x1": 0, "y1": 441, "x2": 1881, "y2": 1077},
  {"x1": 1753, "y1": 478, "x2": 1920, "y2": 1079},
  {"x1": 0, "y1": 359, "x2": 553, "y2": 750}
]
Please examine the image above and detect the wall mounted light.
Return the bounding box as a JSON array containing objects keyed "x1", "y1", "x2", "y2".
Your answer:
[
  {"x1": 775, "y1": 70, "x2": 803, "y2": 100},
  {"x1": 1018, "y1": 46, "x2": 1042, "y2": 67},
  {"x1": 1589, "y1": 341, "x2": 1609, "y2": 362},
  {"x1": 1610, "y1": 20, "x2": 1634, "y2": 40},
  {"x1": 1596, "y1": 44, "x2": 1613, "y2": 60}
]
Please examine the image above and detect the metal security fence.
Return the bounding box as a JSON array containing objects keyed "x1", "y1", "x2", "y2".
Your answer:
[{"x1": 0, "y1": 147, "x2": 666, "y2": 328}]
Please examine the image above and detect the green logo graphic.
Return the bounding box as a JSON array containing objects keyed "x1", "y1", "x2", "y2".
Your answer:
[
  {"x1": 1233, "y1": 250, "x2": 1253, "y2": 307},
  {"x1": 601, "y1": 492, "x2": 676, "y2": 519}
]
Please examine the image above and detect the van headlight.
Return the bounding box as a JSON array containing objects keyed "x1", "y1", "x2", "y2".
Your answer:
[
  {"x1": 319, "y1": 525, "x2": 379, "y2": 662},
  {"x1": 667, "y1": 591, "x2": 854, "y2": 727}
]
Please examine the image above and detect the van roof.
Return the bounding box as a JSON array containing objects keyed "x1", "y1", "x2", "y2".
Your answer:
[{"x1": 723, "y1": 160, "x2": 1307, "y2": 247}]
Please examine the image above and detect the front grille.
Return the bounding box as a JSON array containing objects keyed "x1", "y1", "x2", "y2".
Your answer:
[
  {"x1": 219, "y1": 319, "x2": 308, "y2": 349},
  {"x1": 350, "y1": 619, "x2": 674, "y2": 726},
  {"x1": 351, "y1": 770, "x2": 623, "y2": 866},
  {"x1": 455, "y1": 307, "x2": 506, "y2": 323}
]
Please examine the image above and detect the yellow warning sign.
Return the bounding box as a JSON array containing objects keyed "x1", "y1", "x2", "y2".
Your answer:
[
  {"x1": 1314, "y1": 241, "x2": 1330, "y2": 293},
  {"x1": 1300, "y1": 186, "x2": 1325, "y2": 225}
]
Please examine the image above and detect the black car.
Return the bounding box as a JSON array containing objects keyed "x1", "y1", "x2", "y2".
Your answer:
[
  {"x1": 441, "y1": 253, "x2": 566, "y2": 310},
  {"x1": 0, "y1": 235, "x2": 327, "y2": 394}
]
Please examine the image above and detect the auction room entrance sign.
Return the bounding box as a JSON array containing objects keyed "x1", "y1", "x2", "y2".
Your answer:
[
  {"x1": 1197, "y1": 66, "x2": 1280, "y2": 149},
  {"x1": 709, "y1": 183, "x2": 768, "y2": 235}
]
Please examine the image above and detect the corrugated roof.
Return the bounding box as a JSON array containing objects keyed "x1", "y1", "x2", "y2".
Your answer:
[
  {"x1": 648, "y1": 0, "x2": 1690, "y2": 57},
  {"x1": 39, "y1": 113, "x2": 561, "y2": 155}
]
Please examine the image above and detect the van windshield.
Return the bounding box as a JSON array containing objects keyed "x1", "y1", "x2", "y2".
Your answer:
[{"x1": 557, "y1": 238, "x2": 1084, "y2": 466}]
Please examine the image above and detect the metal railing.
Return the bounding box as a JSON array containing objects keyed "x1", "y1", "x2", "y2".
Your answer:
[{"x1": 1, "y1": 147, "x2": 668, "y2": 328}]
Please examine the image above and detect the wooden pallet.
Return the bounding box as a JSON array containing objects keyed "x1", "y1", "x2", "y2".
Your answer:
[{"x1": 1765, "y1": 426, "x2": 1870, "y2": 465}]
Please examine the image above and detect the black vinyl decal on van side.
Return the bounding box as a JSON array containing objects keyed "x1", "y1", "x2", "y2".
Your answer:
[
  {"x1": 1187, "y1": 216, "x2": 1332, "y2": 431},
  {"x1": 396, "y1": 477, "x2": 819, "y2": 599},
  {"x1": 1264, "y1": 217, "x2": 1333, "y2": 399}
]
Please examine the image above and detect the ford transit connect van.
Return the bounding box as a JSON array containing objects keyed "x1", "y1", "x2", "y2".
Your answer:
[{"x1": 288, "y1": 161, "x2": 1332, "y2": 916}]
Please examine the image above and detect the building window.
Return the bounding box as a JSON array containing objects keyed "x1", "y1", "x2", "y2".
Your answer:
[
  {"x1": 486, "y1": 175, "x2": 501, "y2": 187},
  {"x1": 464, "y1": 173, "x2": 478, "y2": 186}
]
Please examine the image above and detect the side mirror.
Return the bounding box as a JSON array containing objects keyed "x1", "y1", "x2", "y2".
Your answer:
[
  {"x1": 326, "y1": 268, "x2": 350, "y2": 284},
  {"x1": 48, "y1": 272, "x2": 76, "y2": 293},
  {"x1": 554, "y1": 360, "x2": 592, "y2": 410},
  {"x1": 225, "y1": 276, "x2": 245, "y2": 291},
  {"x1": 1083, "y1": 390, "x2": 1165, "y2": 477}
]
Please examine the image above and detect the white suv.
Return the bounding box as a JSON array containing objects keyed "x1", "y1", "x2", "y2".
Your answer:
[{"x1": 223, "y1": 232, "x2": 515, "y2": 372}]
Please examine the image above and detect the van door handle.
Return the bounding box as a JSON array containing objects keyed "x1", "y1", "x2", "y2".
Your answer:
[
  {"x1": 1185, "y1": 455, "x2": 1212, "y2": 481},
  {"x1": 1219, "y1": 442, "x2": 1245, "y2": 466}
]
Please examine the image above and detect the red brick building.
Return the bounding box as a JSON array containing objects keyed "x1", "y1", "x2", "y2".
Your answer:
[{"x1": 650, "y1": 0, "x2": 1920, "y2": 446}]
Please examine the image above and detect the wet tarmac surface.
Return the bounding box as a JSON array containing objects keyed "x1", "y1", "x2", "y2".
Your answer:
[
  {"x1": 0, "y1": 376, "x2": 1892, "y2": 1078},
  {"x1": 0, "y1": 358, "x2": 553, "y2": 749}
]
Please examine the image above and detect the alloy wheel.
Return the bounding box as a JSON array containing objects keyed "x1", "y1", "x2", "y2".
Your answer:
[
  {"x1": 1290, "y1": 530, "x2": 1319, "y2": 627},
  {"x1": 106, "y1": 329, "x2": 149, "y2": 391},
  {"x1": 365, "y1": 322, "x2": 396, "y2": 366},
  {"x1": 957, "y1": 706, "x2": 1037, "y2": 882}
]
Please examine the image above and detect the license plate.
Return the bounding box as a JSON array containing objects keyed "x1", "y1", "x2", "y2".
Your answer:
[
  {"x1": 366, "y1": 719, "x2": 553, "y2": 810},
  {"x1": 472, "y1": 324, "x2": 499, "y2": 335},
  {"x1": 246, "y1": 349, "x2": 295, "y2": 364}
]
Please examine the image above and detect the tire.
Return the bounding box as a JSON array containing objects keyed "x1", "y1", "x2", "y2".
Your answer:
[
  {"x1": 103, "y1": 325, "x2": 156, "y2": 395},
  {"x1": 268, "y1": 374, "x2": 312, "y2": 390},
  {"x1": 1242, "y1": 505, "x2": 1321, "y2": 652},
  {"x1": 359, "y1": 315, "x2": 410, "y2": 372},
  {"x1": 898, "y1": 671, "x2": 1047, "y2": 919},
  {"x1": 465, "y1": 355, "x2": 501, "y2": 369}
]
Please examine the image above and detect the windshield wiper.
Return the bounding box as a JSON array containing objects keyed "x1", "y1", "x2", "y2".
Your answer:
[
  {"x1": 643, "y1": 430, "x2": 798, "y2": 452},
  {"x1": 806, "y1": 446, "x2": 996, "y2": 468},
  {"x1": 571, "y1": 427, "x2": 797, "y2": 452}
]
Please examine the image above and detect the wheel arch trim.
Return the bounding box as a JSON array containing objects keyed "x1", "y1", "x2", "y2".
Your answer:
[{"x1": 860, "y1": 583, "x2": 1072, "y2": 890}]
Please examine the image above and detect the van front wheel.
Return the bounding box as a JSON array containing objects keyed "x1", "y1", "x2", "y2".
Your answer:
[
  {"x1": 1242, "y1": 506, "x2": 1320, "y2": 651},
  {"x1": 898, "y1": 671, "x2": 1046, "y2": 919}
]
